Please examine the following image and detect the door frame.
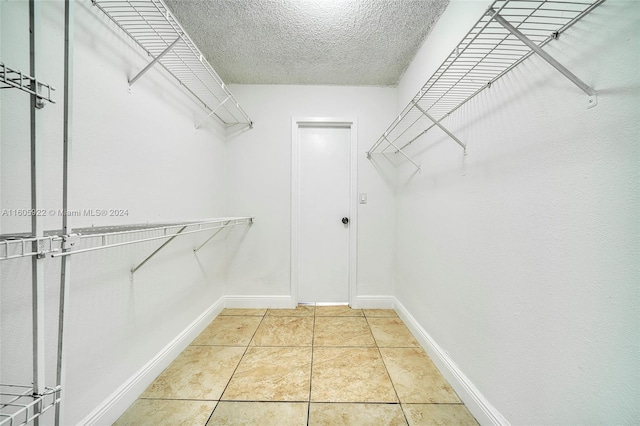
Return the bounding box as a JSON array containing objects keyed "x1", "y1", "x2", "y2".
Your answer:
[{"x1": 291, "y1": 117, "x2": 358, "y2": 306}]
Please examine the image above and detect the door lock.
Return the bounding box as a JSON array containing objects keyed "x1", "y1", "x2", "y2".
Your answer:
[{"x1": 342, "y1": 217, "x2": 349, "y2": 225}]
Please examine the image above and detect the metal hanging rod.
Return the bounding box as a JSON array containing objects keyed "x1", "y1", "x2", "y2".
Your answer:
[
  {"x1": 91, "y1": 0, "x2": 253, "y2": 129},
  {"x1": 0, "y1": 62, "x2": 55, "y2": 105},
  {"x1": 367, "y1": 0, "x2": 605, "y2": 170}
]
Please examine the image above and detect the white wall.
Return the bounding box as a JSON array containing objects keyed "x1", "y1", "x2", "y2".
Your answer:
[
  {"x1": 3, "y1": 1, "x2": 637, "y2": 424},
  {"x1": 1, "y1": 1, "x2": 232, "y2": 424},
  {"x1": 394, "y1": 0, "x2": 640, "y2": 424},
  {"x1": 225, "y1": 85, "x2": 397, "y2": 306}
]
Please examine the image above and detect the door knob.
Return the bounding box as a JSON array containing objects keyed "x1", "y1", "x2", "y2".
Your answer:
[{"x1": 342, "y1": 217, "x2": 349, "y2": 225}]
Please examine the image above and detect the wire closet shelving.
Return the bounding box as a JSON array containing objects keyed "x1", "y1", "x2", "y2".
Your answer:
[
  {"x1": 1, "y1": 48, "x2": 57, "y2": 426},
  {"x1": 91, "y1": 0, "x2": 253, "y2": 129},
  {"x1": 2, "y1": 2, "x2": 255, "y2": 424},
  {"x1": 0, "y1": 217, "x2": 253, "y2": 426},
  {"x1": 367, "y1": 0, "x2": 605, "y2": 171},
  {"x1": 0, "y1": 217, "x2": 254, "y2": 262}
]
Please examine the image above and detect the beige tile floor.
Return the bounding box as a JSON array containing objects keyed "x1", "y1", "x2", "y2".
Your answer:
[{"x1": 115, "y1": 305, "x2": 478, "y2": 426}]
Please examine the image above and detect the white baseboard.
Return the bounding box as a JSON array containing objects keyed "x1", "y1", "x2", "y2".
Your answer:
[
  {"x1": 394, "y1": 299, "x2": 510, "y2": 426},
  {"x1": 222, "y1": 295, "x2": 394, "y2": 310},
  {"x1": 352, "y1": 295, "x2": 395, "y2": 309},
  {"x1": 79, "y1": 297, "x2": 225, "y2": 426},
  {"x1": 224, "y1": 294, "x2": 295, "y2": 309}
]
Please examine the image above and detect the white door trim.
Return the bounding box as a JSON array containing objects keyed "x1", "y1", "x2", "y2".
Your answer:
[{"x1": 291, "y1": 117, "x2": 358, "y2": 306}]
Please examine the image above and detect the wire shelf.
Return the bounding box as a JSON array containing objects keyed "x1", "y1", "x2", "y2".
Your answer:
[
  {"x1": 0, "y1": 62, "x2": 55, "y2": 104},
  {"x1": 0, "y1": 235, "x2": 62, "y2": 261},
  {"x1": 51, "y1": 216, "x2": 254, "y2": 257},
  {"x1": 0, "y1": 384, "x2": 61, "y2": 426},
  {"x1": 368, "y1": 0, "x2": 604, "y2": 165},
  {"x1": 92, "y1": 0, "x2": 252, "y2": 128},
  {"x1": 0, "y1": 217, "x2": 253, "y2": 261}
]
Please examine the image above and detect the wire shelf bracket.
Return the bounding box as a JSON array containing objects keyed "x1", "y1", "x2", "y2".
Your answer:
[
  {"x1": 487, "y1": 8, "x2": 597, "y2": 107},
  {"x1": 128, "y1": 36, "x2": 182, "y2": 86},
  {"x1": 130, "y1": 225, "x2": 187, "y2": 275},
  {"x1": 193, "y1": 220, "x2": 231, "y2": 253},
  {"x1": 0, "y1": 62, "x2": 55, "y2": 107},
  {"x1": 92, "y1": 0, "x2": 253, "y2": 129},
  {"x1": 129, "y1": 217, "x2": 250, "y2": 276},
  {"x1": 412, "y1": 101, "x2": 466, "y2": 151},
  {"x1": 367, "y1": 0, "x2": 605, "y2": 171},
  {"x1": 0, "y1": 235, "x2": 61, "y2": 261}
]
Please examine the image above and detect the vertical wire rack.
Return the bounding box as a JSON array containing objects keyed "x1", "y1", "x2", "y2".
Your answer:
[
  {"x1": 91, "y1": 0, "x2": 253, "y2": 129},
  {"x1": 367, "y1": 0, "x2": 605, "y2": 169}
]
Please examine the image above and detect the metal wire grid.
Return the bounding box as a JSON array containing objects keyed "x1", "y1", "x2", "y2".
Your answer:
[
  {"x1": 369, "y1": 0, "x2": 604, "y2": 157},
  {"x1": 0, "y1": 62, "x2": 55, "y2": 104},
  {"x1": 92, "y1": 0, "x2": 252, "y2": 127},
  {"x1": 0, "y1": 236, "x2": 62, "y2": 261},
  {"x1": 0, "y1": 384, "x2": 61, "y2": 426},
  {"x1": 49, "y1": 216, "x2": 254, "y2": 257},
  {"x1": 0, "y1": 217, "x2": 252, "y2": 261}
]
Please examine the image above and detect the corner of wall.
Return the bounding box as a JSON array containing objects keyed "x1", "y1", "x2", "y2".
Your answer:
[
  {"x1": 79, "y1": 297, "x2": 225, "y2": 426},
  {"x1": 394, "y1": 298, "x2": 510, "y2": 426}
]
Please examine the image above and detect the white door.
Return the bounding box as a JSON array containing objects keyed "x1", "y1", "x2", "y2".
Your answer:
[{"x1": 297, "y1": 125, "x2": 351, "y2": 303}]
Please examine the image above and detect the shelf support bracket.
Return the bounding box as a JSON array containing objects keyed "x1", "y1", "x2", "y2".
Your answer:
[
  {"x1": 130, "y1": 225, "x2": 186, "y2": 275},
  {"x1": 193, "y1": 220, "x2": 230, "y2": 253},
  {"x1": 367, "y1": 136, "x2": 386, "y2": 158},
  {"x1": 195, "y1": 96, "x2": 231, "y2": 129},
  {"x1": 412, "y1": 102, "x2": 466, "y2": 152},
  {"x1": 396, "y1": 111, "x2": 456, "y2": 153},
  {"x1": 383, "y1": 136, "x2": 421, "y2": 172},
  {"x1": 488, "y1": 8, "x2": 597, "y2": 108},
  {"x1": 129, "y1": 36, "x2": 181, "y2": 86}
]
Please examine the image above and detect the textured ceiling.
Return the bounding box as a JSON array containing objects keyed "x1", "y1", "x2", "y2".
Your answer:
[{"x1": 164, "y1": 0, "x2": 449, "y2": 86}]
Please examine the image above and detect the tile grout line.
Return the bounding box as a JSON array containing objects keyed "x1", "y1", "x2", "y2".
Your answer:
[
  {"x1": 307, "y1": 303, "x2": 317, "y2": 426},
  {"x1": 126, "y1": 308, "x2": 421, "y2": 424},
  {"x1": 363, "y1": 312, "x2": 412, "y2": 426},
  {"x1": 204, "y1": 310, "x2": 268, "y2": 424}
]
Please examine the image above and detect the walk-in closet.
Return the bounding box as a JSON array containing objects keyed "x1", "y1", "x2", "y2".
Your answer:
[{"x1": 1, "y1": 0, "x2": 638, "y2": 424}]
